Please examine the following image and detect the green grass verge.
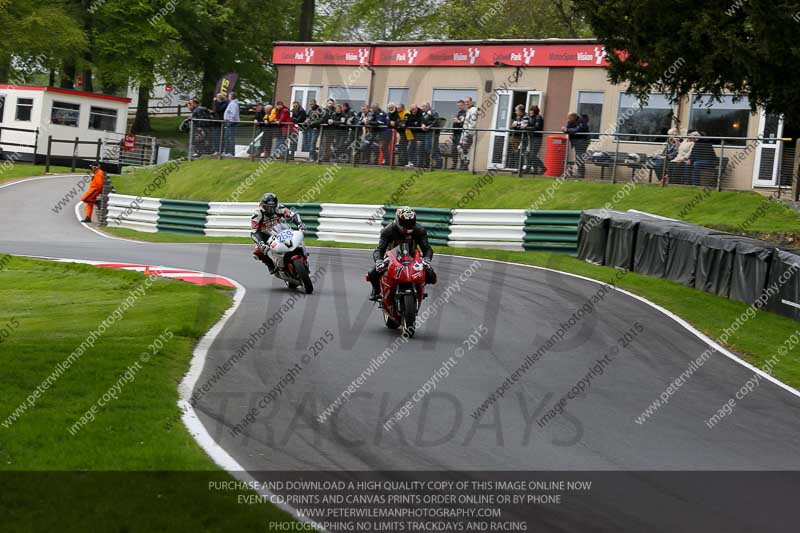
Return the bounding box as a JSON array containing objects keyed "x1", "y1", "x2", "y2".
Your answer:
[
  {"x1": 96, "y1": 229, "x2": 800, "y2": 389},
  {"x1": 111, "y1": 159, "x2": 800, "y2": 234},
  {"x1": 0, "y1": 256, "x2": 294, "y2": 531},
  {"x1": 0, "y1": 163, "x2": 74, "y2": 184}
]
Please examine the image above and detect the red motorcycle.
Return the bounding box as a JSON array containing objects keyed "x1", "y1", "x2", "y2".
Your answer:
[{"x1": 372, "y1": 242, "x2": 427, "y2": 337}]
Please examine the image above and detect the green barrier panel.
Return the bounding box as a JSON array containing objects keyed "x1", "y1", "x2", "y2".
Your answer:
[
  {"x1": 157, "y1": 199, "x2": 209, "y2": 235},
  {"x1": 383, "y1": 206, "x2": 453, "y2": 225},
  {"x1": 156, "y1": 223, "x2": 207, "y2": 235},
  {"x1": 525, "y1": 210, "x2": 581, "y2": 226},
  {"x1": 524, "y1": 242, "x2": 577, "y2": 254},
  {"x1": 524, "y1": 226, "x2": 577, "y2": 235},
  {"x1": 524, "y1": 233, "x2": 578, "y2": 243},
  {"x1": 159, "y1": 199, "x2": 210, "y2": 214}
]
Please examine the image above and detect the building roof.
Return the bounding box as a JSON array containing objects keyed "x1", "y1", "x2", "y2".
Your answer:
[{"x1": 0, "y1": 85, "x2": 131, "y2": 103}]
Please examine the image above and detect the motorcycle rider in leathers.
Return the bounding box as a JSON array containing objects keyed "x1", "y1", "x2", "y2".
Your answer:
[
  {"x1": 367, "y1": 206, "x2": 437, "y2": 301},
  {"x1": 251, "y1": 192, "x2": 306, "y2": 274}
]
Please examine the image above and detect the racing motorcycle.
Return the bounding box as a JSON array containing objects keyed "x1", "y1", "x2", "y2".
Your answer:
[
  {"x1": 372, "y1": 242, "x2": 427, "y2": 337},
  {"x1": 255, "y1": 223, "x2": 314, "y2": 293}
]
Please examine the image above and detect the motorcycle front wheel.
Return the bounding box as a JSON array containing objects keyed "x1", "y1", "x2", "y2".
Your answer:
[
  {"x1": 292, "y1": 258, "x2": 314, "y2": 294},
  {"x1": 401, "y1": 293, "x2": 417, "y2": 338}
]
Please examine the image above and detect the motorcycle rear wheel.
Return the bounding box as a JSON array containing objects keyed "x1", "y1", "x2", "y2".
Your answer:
[{"x1": 292, "y1": 258, "x2": 314, "y2": 294}]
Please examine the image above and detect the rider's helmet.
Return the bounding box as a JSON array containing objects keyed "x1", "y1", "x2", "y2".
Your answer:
[
  {"x1": 260, "y1": 193, "x2": 278, "y2": 216},
  {"x1": 395, "y1": 206, "x2": 417, "y2": 235}
]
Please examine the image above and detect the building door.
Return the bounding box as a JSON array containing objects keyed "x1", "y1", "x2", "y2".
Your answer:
[
  {"x1": 752, "y1": 110, "x2": 784, "y2": 187},
  {"x1": 490, "y1": 90, "x2": 543, "y2": 169},
  {"x1": 290, "y1": 86, "x2": 320, "y2": 158},
  {"x1": 488, "y1": 89, "x2": 514, "y2": 168}
]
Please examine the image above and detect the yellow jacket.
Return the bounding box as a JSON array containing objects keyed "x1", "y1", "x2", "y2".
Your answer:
[{"x1": 399, "y1": 109, "x2": 413, "y2": 140}]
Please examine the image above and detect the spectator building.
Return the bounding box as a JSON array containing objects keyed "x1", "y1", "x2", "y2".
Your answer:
[
  {"x1": 0, "y1": 85, "x2": 130, "y2": 163},
  {"x1": 272, "y1": 39, "x2": 795, "y2": 191}
]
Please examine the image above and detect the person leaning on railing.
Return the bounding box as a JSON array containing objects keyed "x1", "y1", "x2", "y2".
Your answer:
[
  {"x1": 562, "y1": 112, "x2": 590, "y2": 178},
  {"x1": 509, "y1": 104, "x2": 529, "y2": 171},
  {"x1": 405, "y1": 104, "x2": 422, "y2": 168},
  {"x1": 419, "y1": 102, "x2": 442, "y2": 169},
  {"x1": 304, "y1": 99, "x2": 322, "y2": 161},
  {"x1": 449, "y1": 100, "x2": 467, "y2": 170},
  {"x1": 289, "y1": 101, "x2": 307, "y2": 160},
  {"x1": 319, "y1": 99, "x2": 338, "y2": 162},
  {"x1": 524, "y1": 105, "x2": 546, "y2": 175}
]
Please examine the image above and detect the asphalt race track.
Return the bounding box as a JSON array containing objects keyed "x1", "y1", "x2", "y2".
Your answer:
[{"x1": 3, "y1": 175, "x2": 800, "y2": 532}]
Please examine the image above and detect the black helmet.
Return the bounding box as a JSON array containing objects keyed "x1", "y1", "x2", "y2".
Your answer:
[
  {"x1": 395, "y1": 206, "x2": 417, "y2": 234},
  {"x1": 260, "y1": 192, "x2": 278, "y2": 215}
]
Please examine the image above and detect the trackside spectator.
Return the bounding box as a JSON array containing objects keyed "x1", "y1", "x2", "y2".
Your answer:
[
  {"x1": 689, "y1": 132, "x2": 720, "y2": 186},
  {"x1": 305, "y1": 99, "x2": 321, "y2": 161},
  {"x1": 509, "y1": 104, "x2": 528, "y2": 170},
  {"x1": 525, "y1": 105, "x2": 546, "y2": 174},
  {"x1": 450, "y1": 100, "x2": 467, "y2": 169},
  {"x1": 223, "y1": 92, "x2": 240, "y2": 156},
  {"x1": 458, "y1": 96, "x2": 478, "y2": 170},
  {"x1": 289, "y1": 101, "x2": 307, "y2": 160},
  {"x1": 396, "y1": 103, "x2": 410, "y2": 167},
  {"x1": 81, "y1": 162, "x2": 105, "y2": 223},
  {"x1": 272, "y1": 100, "x2": 291, "y2": 158},
  {"x1": 420, "y1": 102, "x2": 441, "y2": 169},
  {"x1": 320, "y1": 99, "x2": 337, "y2": 162},
  {"x1": 212, "y1": 93, "x2": 228, "y2": 153},
  {"x1": 405, "y1": 104, "x2": 422, "y2": 167},
  {"x1": 187, "y1": 98, "x2": 213, "y2": 157},
  {"x1": 562, "y1": 112, "x2": 589, "y2": 177},
  {"x1": 367, "y1": 103, "x2": 390, "y2": 165}
]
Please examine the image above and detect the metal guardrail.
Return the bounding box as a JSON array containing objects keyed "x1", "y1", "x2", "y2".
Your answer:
[{"x1": 183, "y1": 117, "x2": 793, "y2": 193}]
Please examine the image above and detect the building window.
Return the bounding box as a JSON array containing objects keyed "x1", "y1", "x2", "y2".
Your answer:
[
  {"x1": 432, "y1": 88, "x2": 478, "y2": 127},
  {"x1": 617, "y1": 93, "x2": 674, "y2": 142},
  {"x1": 327, "y1": 86, "x2": 368, "y2": 110},
  {"x1": 387, "y1": 88, "x2": 410, "y2": 107},
  {"x1": 89, "y1": 106, "x2": 118, "y2": 132},
  {"x1": 689, "y1": 95, "x2": 750, "y2": 146},
  {"x1": 15, "y1": 98, "x2": 33, "y2": 121},
  {"x1": 50, "y1": 101, "x2": 81, "y2": 127},
  {"x1": 577, "y1": 91, "x2": 604, "y2": 138}
]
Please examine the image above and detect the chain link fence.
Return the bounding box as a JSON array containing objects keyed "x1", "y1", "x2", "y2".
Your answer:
[{"x1": 187, "y1": 118, "x2": 796, "y2": 195}]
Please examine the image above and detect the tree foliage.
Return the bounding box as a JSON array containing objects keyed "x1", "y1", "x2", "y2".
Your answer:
[
  {"x1": 440, "y1": 0, "x2": 591, "y2": 40},
  {"x1": 574, "y1": 0, "x2": 800, "y2": 120},
  {"x1": 317, "y1": 0, "x2": 444, "y2": 40}
]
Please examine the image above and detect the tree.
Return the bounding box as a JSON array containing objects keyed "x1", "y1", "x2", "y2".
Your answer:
[
  {"x1": 573, "y1": 0, "x2": 800, "y2": 121},
  {"x1": 169, "y1": 0, "x2": 299, "y2": 105},
  {"x1": 317, "y1": 0, "x2": 443, "y2": 41},
  {"x1": 299, "y1": 0, "x2": 315, "y2": 40},
  {"x1": 92, "y1": 0, "x2": 186, "y2": 132},
  {"x1": 440, "y1": 0, "x2": 592, "y2": 40},
  {"x1": 0, "y1": 1, "x2": 86, "y2": 84}
]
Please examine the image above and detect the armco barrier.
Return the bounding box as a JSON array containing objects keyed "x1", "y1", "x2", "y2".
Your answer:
[
  {"x1": 106, "y1": 194, "x2": 579, "y2": 254},
  {"x1": 524, "y1": 210, "x2": 581, "y2": 253}
]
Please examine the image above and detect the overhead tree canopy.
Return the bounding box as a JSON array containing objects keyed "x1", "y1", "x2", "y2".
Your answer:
[
  {"x1": 440, "y1": 0, "x2": 591, "y2": 40},
  {"x1": 574, "y1": 0, "x2": 800, "y2": 121}
]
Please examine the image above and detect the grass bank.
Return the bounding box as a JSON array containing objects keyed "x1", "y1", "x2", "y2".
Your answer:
[
  {"x1": 0, "y1": 163, "x2": 73, "y2": 184},
  {"x1": 99, "y1": 228, "x2": 800, "y2": 389},
  {"x1": 111, "y1": 159, "x2": 800, "y2": 234},
  {"x1": 0, "y1": 256, "x2": 293, "y2": 530}
]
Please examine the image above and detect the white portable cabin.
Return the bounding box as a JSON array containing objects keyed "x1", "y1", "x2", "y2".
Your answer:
[{"x1": 0, "y1": 85, "x2": 130, "y2": 163}]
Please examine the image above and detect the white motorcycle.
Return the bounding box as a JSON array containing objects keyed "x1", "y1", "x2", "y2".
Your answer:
[{"x1": 255, "y1": 223, "x2": 314, "y2": 294}]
